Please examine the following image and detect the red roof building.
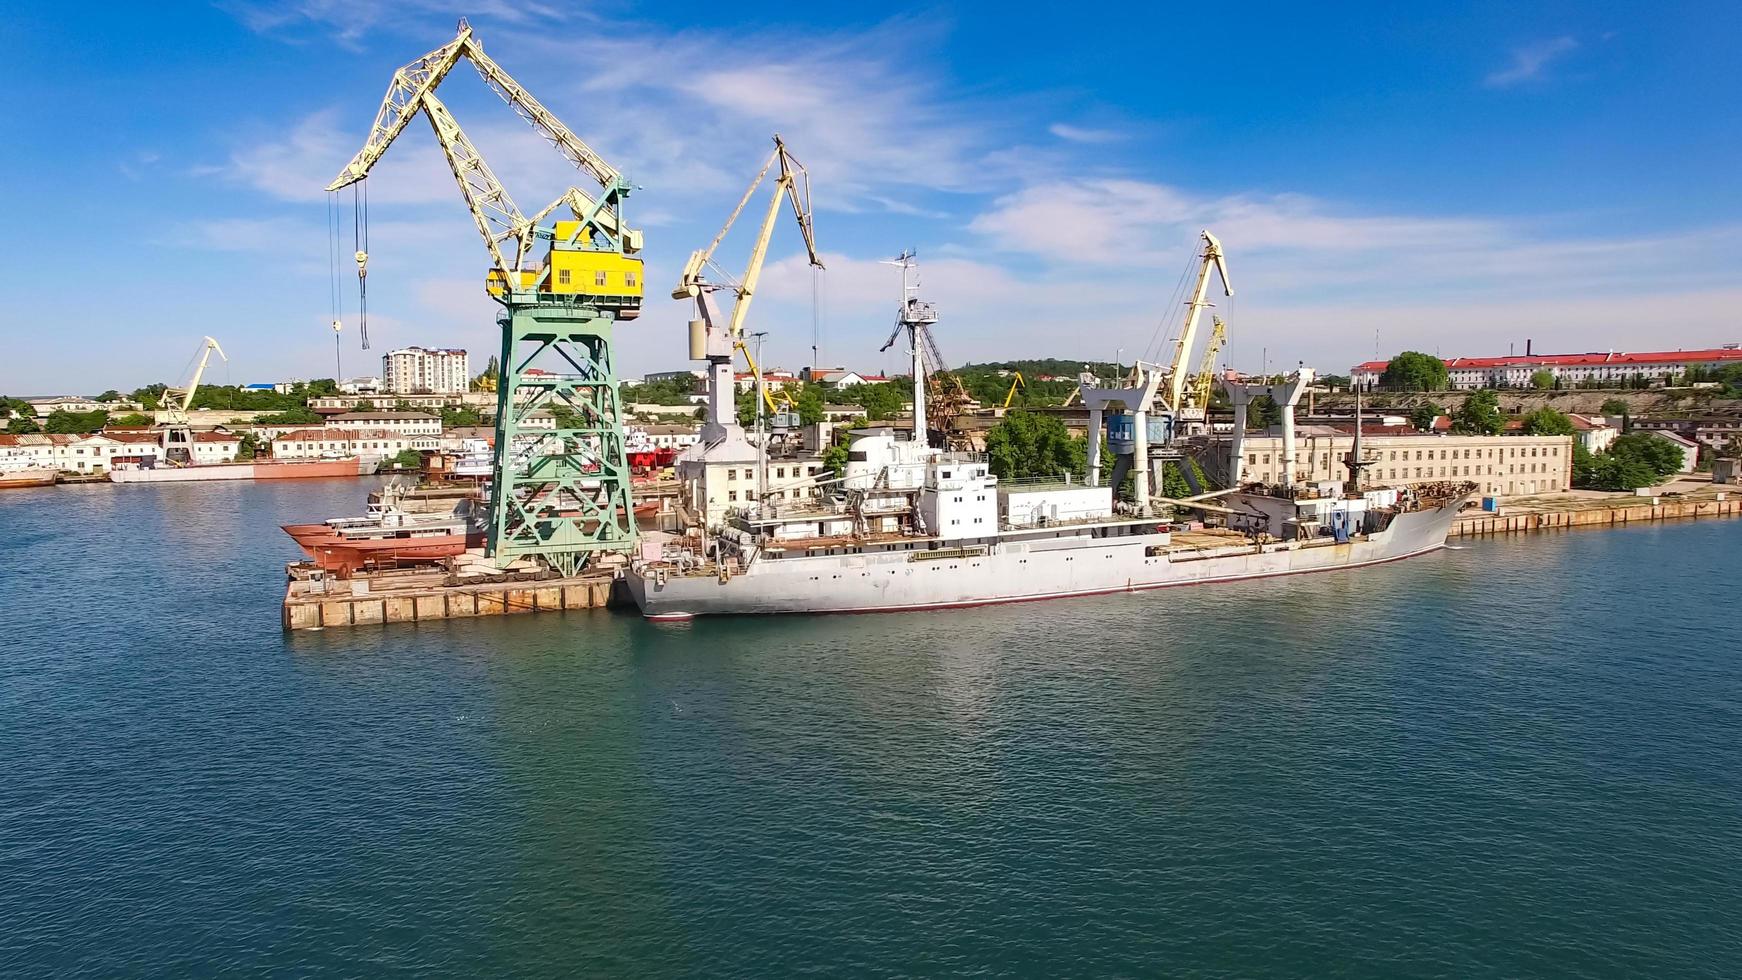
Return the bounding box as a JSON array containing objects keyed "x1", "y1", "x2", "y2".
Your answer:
[{"x1": 1352, "y1": 346, "x2": 1742, "y2": 389}]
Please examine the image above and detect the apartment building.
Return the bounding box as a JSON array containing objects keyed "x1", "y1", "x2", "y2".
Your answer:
[{"x1": 381, "y1": 347, "x2": 470, "y2": 394}]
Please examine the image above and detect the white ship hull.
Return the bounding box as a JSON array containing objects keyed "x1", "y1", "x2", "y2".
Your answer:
[{"x1": 627, "y1": 495, "x2": 1465, "y2": 618}]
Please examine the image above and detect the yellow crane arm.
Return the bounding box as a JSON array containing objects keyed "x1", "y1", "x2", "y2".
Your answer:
[
  {"x1": 1186, "y1": 316, "x2": 1226, "y2": 411},
  {"x1": 1002, "y1": 371, "x2": 1026, "y2": 408},
  {"x1": 324, "y1": 20, "x2": 640, "y2": 279},
  {"x1": 164, "y1": 336, "x2": 228, "y2": 421},
  {"x1": 674, "y1": 135, "x2": 823, "y2": 343},
  {"x1": 733, "y1": 339, "x2": 794, "y2": 414},
  {"x1": 326, "y1": 29, "x2": 470, "y2": 193},
  {"x1": 1164, "y1": 230, "x2": 1233, "y2": 413}
]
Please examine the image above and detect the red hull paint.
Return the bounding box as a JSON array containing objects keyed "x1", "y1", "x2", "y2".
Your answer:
[{"x1": 253, "y1": 458, "x2": 361, "y2": 480}]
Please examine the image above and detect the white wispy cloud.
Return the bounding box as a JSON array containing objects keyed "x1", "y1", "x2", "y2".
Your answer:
[
  {"x1": 1048, "y1": 122, "x2": 1124, "y2": 144},
  {"x1": 221, "y1": 0, "x2": 562, "y2": 47},
  {"x1": 1485, "y1": 36, "x2": 1579, "y2": 88}
]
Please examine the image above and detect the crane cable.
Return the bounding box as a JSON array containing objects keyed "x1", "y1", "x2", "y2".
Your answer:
[
  {"x1": 353, "y1": 181, "x2": 371, "y2": 350},
  {"x1": 1142, "y1": 239, "x2": 1199, "y2": 366}
]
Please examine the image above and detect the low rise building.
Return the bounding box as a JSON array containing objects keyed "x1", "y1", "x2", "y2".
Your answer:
[
  {"x1": 322, "y1": 411, "x2": 441, "y2": 437},
  {"x1": 732, "y1": 370, "x2": 798, "y2": 393},
  {"x1": 642, "y1": 425, "x2": 699, "y2": 451},
  {"x1": 339, "y1": 377, "x2": 383, "y2": 395},
  {"x1": 802, "y1": 368, "x2": 889, "y2": 388},
  {"x1": 643, "y1": 369, "x2": 705, "y2": 384},
  {"x1": 29, "y1": 396, "x2": 106, "y2": 417},
  {"x1": 1654, "y1": 431, "x2": 1701, "y2": 473},
  {"x1": 1567, "y1": 414, "x2": 1621, "y2": 454},
  {"x1": 1208, "y1": 429, "x2": 1574, "y2": 497},
  {"x1": 0, "y1": 431, "x2": 174, "y2": 472},
  {"x1": 272, "y1": 428, "x2": 439, "y2": 460}
]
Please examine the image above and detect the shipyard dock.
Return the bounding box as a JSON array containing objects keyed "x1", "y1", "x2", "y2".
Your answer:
[{"x1": 283, "y1": 565, "x2": 622, "y2": 630}]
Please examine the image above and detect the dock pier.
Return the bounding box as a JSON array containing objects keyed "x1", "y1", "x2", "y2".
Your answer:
[{"x1": 283, "y1": 568, "x2": 624, "y2": 630}]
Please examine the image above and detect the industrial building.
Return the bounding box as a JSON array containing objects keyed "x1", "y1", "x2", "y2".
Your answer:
[{"x1": 1205, "y1": 428, "x2": 1575, "y2": 497}]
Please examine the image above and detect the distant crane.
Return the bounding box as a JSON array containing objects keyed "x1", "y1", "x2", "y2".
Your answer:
[
  {"x1": 1177, "y1": 315, "x2": 1228, "y2": 426},
  {"x1": 161, "y1": 336, "x2": 226, "y2": 463},
  {"x1": 675, "y1": 134, "x2": 822, "y2": 448},
  {"x1": 327, "y1": 19, "x2": 642, "y2": 575},
  {"x1": 1001, "y1": 371, "x2": 1027, "y2": 409},
  {"x1": 879, "y1": 252, "x2": 969, "y2": 447}
]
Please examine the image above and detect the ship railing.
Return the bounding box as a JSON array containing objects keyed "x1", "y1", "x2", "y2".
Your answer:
[{"x1": 931, "y1": 451, "x2": 987, "y2": 465}]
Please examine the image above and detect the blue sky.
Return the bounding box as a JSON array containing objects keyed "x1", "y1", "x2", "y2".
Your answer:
[{"x1": 3, "y1": 1, "x2": 1739, "y2": 393}]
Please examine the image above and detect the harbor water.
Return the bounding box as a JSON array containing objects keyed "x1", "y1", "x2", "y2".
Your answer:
[{"x1": 3, "y1": 479, "x2": 1740, "y2": 977}]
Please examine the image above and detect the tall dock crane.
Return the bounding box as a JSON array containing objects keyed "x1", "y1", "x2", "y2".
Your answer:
[
  {"x1": 674, "y1": 135, "x2": 821, "y2": 449},
  {"x1": 327, "y1": 19, "x2": 641, "y2": 575},
  {"x1": 161, "y1": 336, "x2": 227, "y2": 464},
  {"x1": 1078, "y1": 231, "x2": 1231, "y2": 513}
]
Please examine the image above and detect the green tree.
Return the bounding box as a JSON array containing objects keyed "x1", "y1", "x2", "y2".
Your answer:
[
  {"x1": 1452, "y1": 389, "x2": 1504, "y2": 435},
  {"x1": 1529, "y1": 369, "x2": 1556, "y2": 390},
  {"x1": 131, "y1": 384, "x2": 166, "y2": 411},
  {"x1": 7, "y1": 414, "x2": 40, "y2": 434},
  {"x1": 42, "y1": 409, "x2": 109, "y2": 434},
  {"x1": 984, "y1": 411, "x2": 1084, "y2": 480},
  {"x1": 354, "y1": 399, "x2": 377, "y2": 412},
  {"x1": 735, "y1": 389, "x2": 759, "y2": 427},
  {"x1": 110, "y1": 413, "x2": 153, "y2": 427},
  {"x1": 1409, "y1": 402, "x2": 1444, "y2": 432},
  {"x1": 390, "y1": 448, "x2": 423, "y2": 469},
  {"x1": 1609, "y1": 432, "x2": 1685, "y2": 478},
  {"x1": 1599, "y1": 397, "x2": 1630, "y2": 417},
  {"x1": 305, "y1": 379, "x2": 339, "y2": 396},
  {"x1": 441, "y1": 406, "x2": 482, "y2": 428},
  {"x1": 1247, "y1": 394, "x2": 1282, "y2": 430},
  {"x1": 95, "y1": 389, "x2": 122, "y2": 402},
  {"x1": 1521, "y1": 406, "x2": 1575, "y2": 436},
  {"x1": 820, "y1": 441, "x2": 849, "y2": 479},
  {"x1": 234, "y1": 432, "x2": 260, "y2": 460},
  {"x1": 796, "y1": 383, "x2": 825, "y2": 425},
  {"x1": 1379, "y1": 351, "x2": 1450, "y2": 391}
]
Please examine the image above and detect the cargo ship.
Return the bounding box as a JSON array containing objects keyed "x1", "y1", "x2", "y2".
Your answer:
[
  {"x1": 626, "y1": 243, "x2": 1471, "y2": 619},
  {"x1": 626, "y1": 426, "x2": 1471, "y2": 618}
]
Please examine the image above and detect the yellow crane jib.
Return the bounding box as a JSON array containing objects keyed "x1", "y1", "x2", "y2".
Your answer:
[
  {"x1": 1002, "y1": 371, "x2": 1027, "y2": 408},
  {"x1": 1183, "y1": 316, "x2": 1227, "y2": 416},
  {"x1": 326, "y1": 19, "x2": 643, "y2": 317},
  {"x1": 679, "y1": 135, "x2": 824, "y2": 441},
  {"x1": 1164, "y1": 230, "x2": 1233, "y2": 414}
]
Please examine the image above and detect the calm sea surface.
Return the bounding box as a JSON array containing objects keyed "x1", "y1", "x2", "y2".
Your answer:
[{"x1": 2, "y1": 479, "x2": 1739, "y2": 978}]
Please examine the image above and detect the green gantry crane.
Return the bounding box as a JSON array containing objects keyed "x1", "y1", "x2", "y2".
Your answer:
[{"x1": 327, "y1": 18, "x2": 640, "y2": 576}]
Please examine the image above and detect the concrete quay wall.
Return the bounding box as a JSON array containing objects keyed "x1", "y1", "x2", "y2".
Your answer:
[
  {"x1": 1452, "y1": 496, "x2": 1739, "y2": 537},
  {"x1": 284, "y1": 575, "x2": 621, "y2": 630}
]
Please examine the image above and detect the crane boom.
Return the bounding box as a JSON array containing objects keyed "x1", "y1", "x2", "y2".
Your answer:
[
  {"x1": 1164, "y1": 230, "x2": 1232, "y2": 413},
  {"x1": 678, "y1": 135, "x2": 823, "y2": 444},
  {"x1": 674, "y1": 135, "x2": 821, "y2": 341},
  {"x1": 163, "y1": 336, "x2": 227, "y2": 424},
  {"x1": 1183, "y1": 316, "x2": 1227, "y2": 415},
  {"x1": 325, "y1": 19, "x2": 639, "y2": 280}
]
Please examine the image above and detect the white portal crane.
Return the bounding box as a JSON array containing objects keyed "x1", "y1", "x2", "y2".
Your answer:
[
  {"x1": 161, "y1": 336, "x2": 227, "y2": 463},
  {"x1": 1077, "y1": 231, "x2": 1230, "y2": 515},
  {"x1": 674, "y1": 134, "x2": 822, "y2": 446}
]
